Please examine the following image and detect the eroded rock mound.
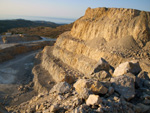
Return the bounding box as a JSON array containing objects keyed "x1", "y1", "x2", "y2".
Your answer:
[{"x1": 9, "y1": 59, "x2": 150, "y2": 113}]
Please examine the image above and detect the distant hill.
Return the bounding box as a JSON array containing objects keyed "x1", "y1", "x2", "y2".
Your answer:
[
  {"x1": 8, "y1": 23, "x2": 73, "y2": 38},
  {"x1": 0, "y1": 19, "x2": 60, "y2": 33}
]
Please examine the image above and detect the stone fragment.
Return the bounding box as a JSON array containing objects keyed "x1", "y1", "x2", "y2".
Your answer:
[
  {"x1": 62, "y1": 75, "x2": 75, "y2": 84},
  {"x1": 136, "y1": 103, "x2": 150, "y2": 113},
  {"x1": 86, "y1": 94, "x2": 102, "y2": 106},
  {"x1": 73, "y1": 79, "x2": 108, "y2": 95},
  {"x1": 50, "y1": 82, "x2": 71, "y2": 94},
  {"x1": 133, "y1": 105, "x2": 142, "y2": 113},
  {"x1": 113, "y1": 96, "x2": 119, "y2": 101},
  {"x1": 18, "y1": 85, "x2": 24, "y2": 91},
  {"x1": 36, "y1": 105, "x2": 40, "y2": 111},
  {"x1": 90, "y1": 81, "x2": 108, "y2": 94},
  {"x1": 79, "y1": 88, "x2": 92, "y2": 99},
  {"x1": 93, "y1": 71, "x2": 111, "y2": 81},
  {"x1": 148, "y1": 73, "x2": 150, "y2": 79},
  {"x1": 91, "y1": 58, "x2": 110, "y2": 74},
  {"x1": 101, "y1": 81, "x2": 111, "y2": 88},
  {"x1": 73, "y1": 98, "x2": 83, "y2": 106},
  {"x1": 73, "y1": 79, "x2": 91, "y2": 94},
  {"x1": 37, "y1": 93, "x2": 44, "y2": 98},
  {"x1": 113, "y1": 61, "x2": 141, "y2": 76},
  {"x1": 57, "y1": 95, "x2": 64, "y2": 101},
  {"x1": 71, "y1": 104, "x2": 91, "y2": 113},
  {"x1": 144, "y1": 80, "x2": 150, "y2": 88},
  {"x1": 125, "y1": 73, "x2": 136, "y2": 81},
  {"x1": 96, "y1": 107, "x2": 104, "y2": 113},
  {"x1": 143, "y1": 99, "x2": 150, "y2": 104},
  {"x1": 111, "y1": 75, "x2": 135, "y2": 100},
  {"x1": 50, "y1": 104, "x2": 59, "y2": 112},
  {"x1": 0, "y1": 104, "x2": 8, "y2": 113},
  {"x1": 143, "y1": 94, "x2": 150, "y2": 99},
  {"x1": 138, "y1": 71, "x2": 149, "y2": 80},
  {"x1": 125, "y1": 73, "x2": 142, "y2": 88},
  {"x1": 43, "y1": 109, "x2": 50, "y2": 113},
  {"x1": 38, "y1": 103, "x2": 44, "y2": 110},
  {"x1": 109, "y1": 68, "x2": 114, "y2": 76},
  {"x1": 29, "y1": 82, "x2": 34, "y2": 87},
  {"x1": 108, "y1": 87, "x2": 114, "y2": 95}
]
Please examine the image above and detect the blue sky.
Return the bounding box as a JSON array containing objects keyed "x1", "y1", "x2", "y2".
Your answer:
[{"x1": 0, "y1": 0, "x2": 150, "y2": 22}]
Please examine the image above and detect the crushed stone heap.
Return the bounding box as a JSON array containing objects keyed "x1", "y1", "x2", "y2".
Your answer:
[{"x1": 7, "y1": 7, "x2": 150, "y2": 113}]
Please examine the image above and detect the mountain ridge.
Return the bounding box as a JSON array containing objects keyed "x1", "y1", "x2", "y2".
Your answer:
[{"x1": 0, "y1": 19, "x2": 60, "y2": 33}]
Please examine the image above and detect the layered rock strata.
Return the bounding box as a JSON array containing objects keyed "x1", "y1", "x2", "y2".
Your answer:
[
  {"x1": 53, "y1": 7, "x2": 150, "y2": 75},
  {"x1": 71, "y1": 7, "x2": 150, "y2": 47},
  {"x1": 33, "y1": 7, "x2": 150, "y2": 93},
  {"x1": 33, "y1": 46, "x2": 83, "y2": 93}
]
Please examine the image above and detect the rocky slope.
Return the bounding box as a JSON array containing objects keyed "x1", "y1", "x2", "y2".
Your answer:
[{"x1": 6, "y1": 7, "x2": 150, "y2": 113}]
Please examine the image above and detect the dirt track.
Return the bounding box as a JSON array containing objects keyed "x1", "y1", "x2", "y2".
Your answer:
[{"x1": 0, "y1": 50, "x2": 40, "y2": 105}]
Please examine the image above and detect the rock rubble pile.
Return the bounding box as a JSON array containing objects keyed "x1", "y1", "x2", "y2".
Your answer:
[{"x1": 8, "y1": 59, "x2": 150, "y2": 113}]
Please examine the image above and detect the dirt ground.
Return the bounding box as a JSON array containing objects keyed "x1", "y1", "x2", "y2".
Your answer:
[{"x1": 0, "y1": 50, "x2": 41, "y2": 106}]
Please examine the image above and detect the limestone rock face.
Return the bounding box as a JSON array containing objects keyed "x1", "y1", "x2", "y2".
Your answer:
[
  {"x1": 71, "y1": 7, "x2": 150, "y2": 47},
  {"x1": 53, "y1": 7, "x2": 150, "y2": 77}
]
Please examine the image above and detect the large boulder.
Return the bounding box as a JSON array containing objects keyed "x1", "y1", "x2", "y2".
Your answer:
[
  {"x1": 113, "y1": 61, "x2": 141, "y2": 76},
  {"x1": 111, "y1": 75, "x2": 135, "y2": 100},
  {"x1": 73, "y1": 79, "x2": 108, "y2": 95}
]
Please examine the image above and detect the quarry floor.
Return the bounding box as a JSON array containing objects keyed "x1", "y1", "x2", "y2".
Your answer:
[{"x1": 0, "y1": 50, "x2": 41, "y2": 106}]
